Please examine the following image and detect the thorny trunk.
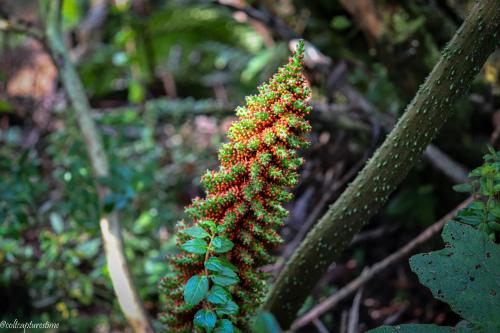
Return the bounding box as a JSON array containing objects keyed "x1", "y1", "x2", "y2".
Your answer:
[{"x1": 264, "y1": 0, "x2": 500, "y2": 328}]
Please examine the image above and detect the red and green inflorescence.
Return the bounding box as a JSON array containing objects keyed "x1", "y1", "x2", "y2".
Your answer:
[{"x1": 160, "y1": 40, "x2": 311, "y2": 332}]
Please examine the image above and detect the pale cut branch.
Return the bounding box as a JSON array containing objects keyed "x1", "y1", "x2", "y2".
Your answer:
[{"x1": 41, "y1": 1, "x2": 154, "y2": 332}]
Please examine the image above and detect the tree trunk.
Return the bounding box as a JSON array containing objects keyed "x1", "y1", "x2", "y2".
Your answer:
[{"x1": 263, "y1": 0, "x2": 500, "y2": 328}]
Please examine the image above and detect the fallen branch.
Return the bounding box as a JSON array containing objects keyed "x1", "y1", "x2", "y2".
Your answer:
[
  {"x1": 41, "y1": 1, "x2": 153, "y2": 332},
  {"x1": 291, "y1": 197, "x2": 473, "y2": 330}
]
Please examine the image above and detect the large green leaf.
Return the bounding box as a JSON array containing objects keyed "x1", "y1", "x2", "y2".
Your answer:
[
  {"x1": 181, "y1": 239, "x2": 208, "y2": 254},
  {"x1": 210, "y1": 273, "x2": 239, "y2": 287},
  {"x1": 184, "y1": 275, "x2": 209, "y2": 307},
  {"x1": 212, "y1": 236, "x2": 234, "y2": 253},
  {"x1": 214, "y1": 319, "x2": 234, "y2": 333},
  {"x1": 368, "y1": 221, "x2": 500, "y2": 333},
  {"x1": 410, "y1": 221, "x2": 500, "y2": 331},
  {"x1": 215, "y1": 300, "x2": 239, "y2": 316},
  {"x1": 194, "y1": 309, "x2": 217, "y2": 332},
  {"x1": 205, "y1": 257, "x2": 237, "y2": 277},
  {"x1": 207, "y1": 285, "x2": 231, "y2": 305},
  {"x1": 182, "y1": 226, "x2": 210, "y2": 239}
]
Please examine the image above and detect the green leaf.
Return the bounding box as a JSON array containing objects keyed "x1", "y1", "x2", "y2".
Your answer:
[
  {"x1": 75, "y1": 239, "x2": 101, "y2": 258},
  {"x1": 215, "y1": 300, "x2": 239, "y2": 316},
  {"x1": 194, "y1": 309, "x2": 217, "y2": 332},
  {"x1": 207, "y1": 285, "x2": 230, "y2": 305},
  {"x1": 184, "y1": 275, "x2": 209, "y2": 307},
  {"x1": 182, "y1": 226, "x2": 210, "y2": 239},
  {"x1": 251, "y1": 311, "x2": 282, "y2": 333},
  {"x1": 200, "y1": 220, "x2": 217, "y2": 233},
  {"x1": 210, "y1": 274, "x2": 239, "y2": 286},
  {"x1": 214, "y1": 319, "x2": 234, "y2": 333},
  {"x1": 62, "y1": 0, "x2": 82, "y2": 29},
  {"x1": 205, "y1": 257, "x2": 237, "y2": 277},
  {"x1": 128, "y1": 79, "x2": 145, "y2": 104},
  {"x1": 50, "y1": 212, "x2": 64, "y2": 234},
  {"x1": 488, "y1": 221, "x2": 500, "y2": 231},
  {"x1": 212, "y1": 236, "x2": 234, "y2": 253},
  {"x1": 241, "y1": 47, "x2": 276, "y2": 83},
  {"x1": 331, "y1": 16, "x2": 351, "y2": 30},
  {"x1": 181, "y1": 239, "x2": 208, "y2": 254},
  {"x1": 0, "y1": 100, "x2": 13, "y2": 113},
  {"x1": 410, "y1": 221, "x2": 500, "y2": 331},
  {"x1": 452, "y1": 183, "x2": 473, "y2": 193}
]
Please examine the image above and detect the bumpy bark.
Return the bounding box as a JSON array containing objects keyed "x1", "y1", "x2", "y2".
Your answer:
[
  {"x1": 264, "y1": 0, "x2": 500, "y2": 328},
  {"x1": 160, "y1": 41, "x2": 311, "y2": 331}
]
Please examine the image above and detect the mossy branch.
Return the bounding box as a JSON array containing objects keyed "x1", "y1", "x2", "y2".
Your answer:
[
  {"x1": 41, "y1": 1, "x2": 153, "y2": 332},
  {"x1": 264, "y1": 0, "x2": 500, "y2": 327}
]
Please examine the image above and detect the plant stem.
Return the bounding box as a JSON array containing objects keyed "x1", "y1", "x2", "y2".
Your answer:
[
  {"x1": 263, "y1": 0, "x2": 500, "y2": 327},
  {"x1": 41, "y1": 1, "x2": 154, "y2": 332}
]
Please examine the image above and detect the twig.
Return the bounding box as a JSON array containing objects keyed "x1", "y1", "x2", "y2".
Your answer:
[
  {"x1": 214, "y1": 0, "x2": 297, "y2": 40},
  {"x1": 72, "y1": 0, "x2": 110, "y2": 61},
  {"x1": 424, "y1": 144, "x2": 469, "y2": 183},
  {"x1": 350, "y1": 225, "x2": 398, "y2": 245},
  {"x1": 338, "y1": 79, "x2": 470, "y2": 184},
  {"x1": 312, "y1": 318, "x2": 330, "y2": 333},
  {"x1": 291, "y1": 197, "x2": 473, "y2": 330},
  {"x1": 339, "y1": 0, "x2": 384, "y2": 44},
  {"x1": 340, "y1": 310, "x2": 348, "y2": 333},
  {"x1": 41, "y1": 1, "x2": 154, "y2": 332},
  {"x1": 347, "y1": 287, "x2": 364, "y2": 333}
]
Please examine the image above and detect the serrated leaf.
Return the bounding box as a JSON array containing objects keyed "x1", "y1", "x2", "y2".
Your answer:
[
  {"x1": 215, "y1": 300, "x2": 239, "y2": 316},
  {"x1": 214, "y1": 319, "x2": 234, "y2": 333},
  {"x1": 184, "y1": 275, "x2": 209, "y2": 307},
  {"x1": 182, "y1": 226, "x2": 210, "y2": 239},
  {"x1": 210, "y1": 273, "x2": 239, "y2": 286},
  {"x1": 212, "y1": 236, "x2": 234, "y2": 253},
  {"x1": 194, "y1": 309, "x2": 217, "y2": 332},
  {"x1": 207, "y1": 285, "x2": 230, "y2": 305},
  {"x1": 205, "y1": 257, "x2": 237, "y2": 277},
  {"x1": 181, "y1": 239, "x2": 208, "y2": 254},
  {"x1": 409, "y1": 221, "x2": 500, "y2": 331}
]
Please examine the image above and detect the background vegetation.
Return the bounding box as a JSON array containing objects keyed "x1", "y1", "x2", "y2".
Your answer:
[{"x1": 0, "y1": 0, "x2": 498, "y2": 332}]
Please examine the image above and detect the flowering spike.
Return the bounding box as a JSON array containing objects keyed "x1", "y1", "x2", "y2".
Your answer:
[{"x1": 160, "y1": 40, "x2": 311, "y2": 332}]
